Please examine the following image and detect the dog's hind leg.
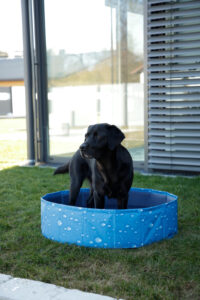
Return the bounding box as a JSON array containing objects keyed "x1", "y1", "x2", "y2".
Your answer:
[
  {"x1": 69, "y1": 176, "x2": 84, "y2": 206},
  {"x1": 87, "y1": 188, "x2": 94, "y2": 208}
]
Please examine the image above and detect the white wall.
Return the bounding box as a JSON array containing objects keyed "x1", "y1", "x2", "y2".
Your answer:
[
  {"x1": 12, "y1": 86, "x2": 26, "y2": 117},
  {"x1": 49, "y1": 83, "x2": 144, "y2": 134}
]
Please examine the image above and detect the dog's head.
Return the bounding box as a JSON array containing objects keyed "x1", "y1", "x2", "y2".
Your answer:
[{"x1": 80, "y1": 123, "x2": 125, "y2": 159}]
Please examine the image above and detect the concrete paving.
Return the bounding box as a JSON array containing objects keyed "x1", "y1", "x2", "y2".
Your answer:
[{"x1": 0, "y1": 274, "x2": 119, "y2": 300}]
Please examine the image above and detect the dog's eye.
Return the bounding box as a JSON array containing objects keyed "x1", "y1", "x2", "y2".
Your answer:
[{"x1": 93, "y1": 132, "x2": 98, "y2": 138}]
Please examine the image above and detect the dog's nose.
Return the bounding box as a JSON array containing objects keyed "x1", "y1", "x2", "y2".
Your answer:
[{"x1": 80, "y1": 143, "x2": 88, "y2": 151}]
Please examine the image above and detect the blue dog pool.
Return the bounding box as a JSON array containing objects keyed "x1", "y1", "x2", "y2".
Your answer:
[{"x1": 41, "y1": 188, "x2": 178, "y2": 249}]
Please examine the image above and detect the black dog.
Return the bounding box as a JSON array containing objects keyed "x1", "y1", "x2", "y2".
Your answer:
[{"x1": 54, "y1": 123, "x2": 134, "y2": 209}]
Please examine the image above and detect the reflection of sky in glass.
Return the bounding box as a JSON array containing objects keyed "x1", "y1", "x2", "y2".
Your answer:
[
  {"x1": 45, "y1": 0, "x2": 111, "y2": 54},
  {"x1": 0, "y1": 0, "x2": 143, "y2": 57},
  {"x1": 0, "y1": 0, "x2": 23, "y2": 55},
  {"x1": 128, "y1": 12, "x2": 143, "y2": 57},
  {"x1": 45, "y1": 0, "x2": 143, "y2": 56}
]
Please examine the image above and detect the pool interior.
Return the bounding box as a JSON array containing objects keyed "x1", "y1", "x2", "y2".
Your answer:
[{"x1": 43, "y1": 188, "x2": 177, "y2": 209}]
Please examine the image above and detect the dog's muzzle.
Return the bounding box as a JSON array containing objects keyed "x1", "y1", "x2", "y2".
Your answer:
[{"x1": 80, "y1": 143, "x2": 93, "y2": 159}]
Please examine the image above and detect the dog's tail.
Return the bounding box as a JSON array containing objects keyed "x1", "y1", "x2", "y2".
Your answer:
[{"x1": 54, "y1": 162, "x2": 70, "y2": 175}]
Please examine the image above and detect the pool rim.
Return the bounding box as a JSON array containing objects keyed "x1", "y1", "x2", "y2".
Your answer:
[{"x1": 41, "y1": 187, "x2": 178, "y2": 213}]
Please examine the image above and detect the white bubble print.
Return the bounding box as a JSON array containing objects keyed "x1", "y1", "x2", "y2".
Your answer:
[{"x1": 95, "y1": 237, "x2": 102, "y2": 243}]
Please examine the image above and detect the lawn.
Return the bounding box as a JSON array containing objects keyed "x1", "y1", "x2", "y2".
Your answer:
[
  {"x1": 0, "y1": 166, "x2": 199, "y2": 299},
  {"x1": 0, "y1": 118, "x2": 144, "y2": 161},
  {"x1": 0, "y1": 118, "x2": 26, "y2": 135},
  {"x1": 0, "y1": 118, "x2": 27, "y2": 170}
]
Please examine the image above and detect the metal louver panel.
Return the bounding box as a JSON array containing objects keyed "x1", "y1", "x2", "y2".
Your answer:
[{"x1": 147, "y1": 0, "x2": 200, "y2": 173}]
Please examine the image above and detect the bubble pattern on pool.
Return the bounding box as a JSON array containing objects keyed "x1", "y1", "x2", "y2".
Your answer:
[{"x1": 41, "y1": 188, "x2": 178, "y2": 248}]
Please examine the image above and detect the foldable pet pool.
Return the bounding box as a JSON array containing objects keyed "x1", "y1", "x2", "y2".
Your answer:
[{"x1": 41, "y1": 188, "x2": 178, "y2": 249}]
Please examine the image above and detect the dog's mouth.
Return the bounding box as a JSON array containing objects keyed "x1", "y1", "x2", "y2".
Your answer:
[{"x1": 80, "y1": 150, "x2": 93, "y2": 159}]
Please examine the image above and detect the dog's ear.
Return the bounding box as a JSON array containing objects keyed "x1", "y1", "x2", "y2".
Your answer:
[{"x1": 107, "y1": 125, "x2": 125, "y2": 150}]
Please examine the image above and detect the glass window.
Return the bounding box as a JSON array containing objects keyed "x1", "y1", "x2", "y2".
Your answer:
[{"x1": 44, "y1": 0, "x2": 144, "y2": 161}]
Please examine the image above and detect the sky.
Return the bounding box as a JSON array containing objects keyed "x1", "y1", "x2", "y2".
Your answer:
[
  {"x1": 44, "y1": 0, "x2": 113, "y2": 54},
  {"x1": 0, "y1": 0, "x2": 143, "y2": 57},
  {"x1": 45, "y1": 0, "x2": 143, "y2": 55},
  {"x1": 0, "y1": 0, "x2": 23, "y2": 56}
]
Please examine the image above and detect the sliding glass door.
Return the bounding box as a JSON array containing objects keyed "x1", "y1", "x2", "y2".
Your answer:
[{"x1": 44, "y1": 0, "x2": 144, "y2": 162}]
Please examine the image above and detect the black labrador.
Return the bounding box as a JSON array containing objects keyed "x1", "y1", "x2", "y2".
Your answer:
[{"x1": 54, "y1": 123, "x2": 134, "y2": 209}]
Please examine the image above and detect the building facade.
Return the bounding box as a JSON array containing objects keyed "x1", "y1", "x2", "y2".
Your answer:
[{"x1": 0, "y1": 58, "x2": 25, "y2": 117}]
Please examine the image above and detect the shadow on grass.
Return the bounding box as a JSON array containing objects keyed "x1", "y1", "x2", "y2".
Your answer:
[{"x1": 0, "y1": 166, "x2": 199, "y2": 299}]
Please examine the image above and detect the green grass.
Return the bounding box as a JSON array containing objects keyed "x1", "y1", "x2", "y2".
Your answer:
[
  {"x1": 0, "y1": 118, "x2": 26, "y2": 134},
  {"x1": 0, "y1": 118, "x2": 143, "y2": 160},
  {"x1": 0, "y1": 167, "x2": 200, "y2": 299},
  {"x1": 0, "y1": 118, "x2": 27, "y2": 169},
  {"x1": 0, "y1": 140, "x2": 27, "y2": 169}
]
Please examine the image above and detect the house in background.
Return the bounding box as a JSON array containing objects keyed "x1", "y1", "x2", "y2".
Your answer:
[
  {"x1": 0, "y1": 57, "x2": 26, "y2": 117},
  {"x1": 20, "y1": 0, "x2": 200, "y2": 174}
]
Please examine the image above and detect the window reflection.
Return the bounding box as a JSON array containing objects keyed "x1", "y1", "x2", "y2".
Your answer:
[{"x1": 45, "y1": 0, "x2": 144, "y2": 161}]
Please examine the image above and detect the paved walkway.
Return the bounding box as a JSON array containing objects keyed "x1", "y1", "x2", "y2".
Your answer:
[{"x1": 0, "y1": 274, "x2": 119, "y2": 300}]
